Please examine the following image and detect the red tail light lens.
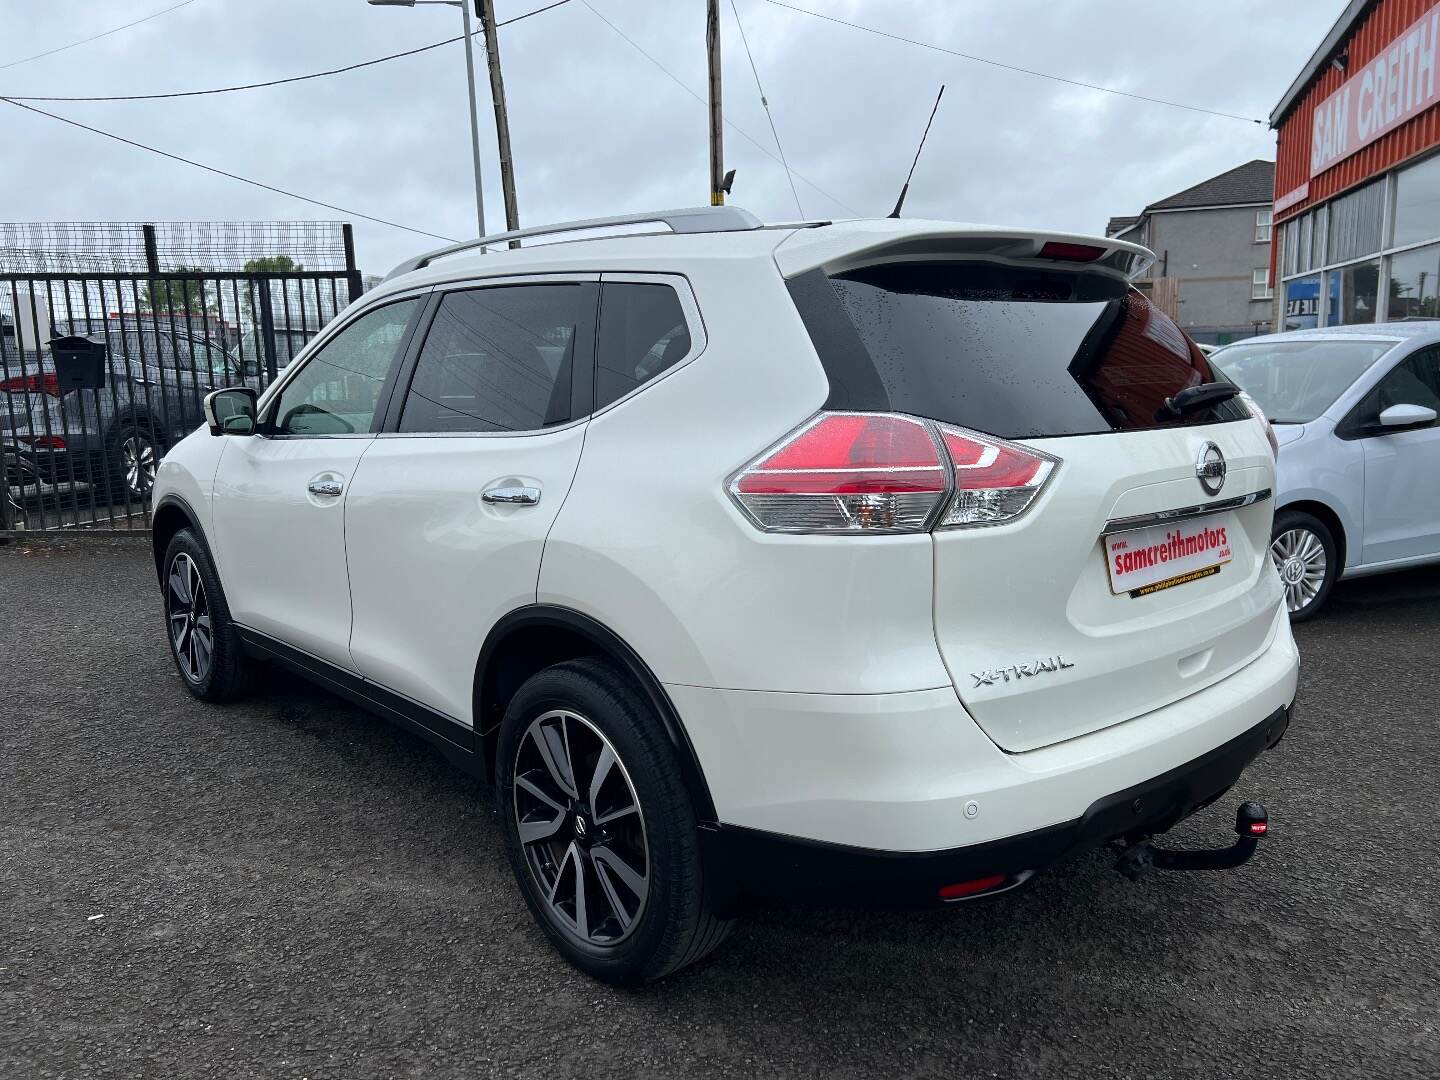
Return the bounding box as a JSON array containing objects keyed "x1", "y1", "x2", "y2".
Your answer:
[
  {"x1": 0, "y1": 372, "x2": 61, "y2": 397},
  {"x1": 730, "y1": 413, "x2": 948, "y2": 532},
  {"x1": 17, "y1": 434, "x2": 66, "y2": 450},
  {"x1": 1038, "y1": 241, "x2": 1106, "y2": 262},
  {"x1": 936, "y1": 425, "x2": 1057, "y2": 528},
  {"x1": 938, "y1": 874, "x2": 1008, "y2": 900}
]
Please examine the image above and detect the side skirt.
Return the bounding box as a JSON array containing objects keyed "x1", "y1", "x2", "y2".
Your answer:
[{"x1": 235, "y1": 626, "x2": 482, "y2": 779}]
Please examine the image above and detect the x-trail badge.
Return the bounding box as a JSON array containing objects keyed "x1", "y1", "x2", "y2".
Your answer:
[{"x1": 1196, "y1": 442, "x2": 1226, "y2": 495}]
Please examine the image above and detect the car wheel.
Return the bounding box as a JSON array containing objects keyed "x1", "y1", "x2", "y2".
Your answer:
[
  {"x1": 496, "y1": 659, "x2": 733, "y2": 985},
  {"x1": 162, "y1": 529, "x2": 254, "y2": 701},
  {"x1": 113, "y1": 426, "x2": 159, "y2": 500},
  {"x1": 1271, "y1": 510, "x2": 1338, "y2": 621}
]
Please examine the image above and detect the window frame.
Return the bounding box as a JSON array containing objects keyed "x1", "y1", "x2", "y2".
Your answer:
[
  {"x1": 1255, "y1": 208, "x2": 1272, "y2": 244},
  {"x1": 1251, "y1": 267, "x2": 1273, "y2": 300},
  {"x1": 257, "y1": 289, "x2": 431, "y2": 440},
  {"x1": 379, "y1": 273, "x2": 601, "y2": 438}
]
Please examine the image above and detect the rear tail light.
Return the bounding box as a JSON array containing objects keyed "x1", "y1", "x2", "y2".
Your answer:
[
  {"x1": 16, "y1": 434, "x2": 66, "y2": 450},
  {"x1": 936, "y1": 424, "x2": 1058, "y2": 528},
  {"x1": 0, "y1": 372, "x2": 61, "y2": 397},
  {"x1": 728, "y1": 413, "x2": 1059, "y2": 534},
  {"x1": 1038, "y1": 241, "x2": 1106, "y2": 262},
  {"x1": 729, "y1": 413, "x2": 948, "y2": 533}
]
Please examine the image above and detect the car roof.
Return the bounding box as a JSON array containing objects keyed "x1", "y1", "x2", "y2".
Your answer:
[
  {"x1": 367, "y1": 211, "x2": 1156, "y2": 304},
  {"x1": 1217, "y1": 322, "x2": 1440, "y2": 349}
]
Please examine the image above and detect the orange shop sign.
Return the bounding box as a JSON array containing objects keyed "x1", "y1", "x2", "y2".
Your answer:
[{"x1": 1310, "y1": 5, "x2": 1440, "y2": 177}]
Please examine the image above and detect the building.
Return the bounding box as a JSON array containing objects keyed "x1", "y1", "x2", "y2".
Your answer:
[
  {"x1": 1106, "y1": 160, "x2": 1277, "y2": 345},
  {"x1": 1270, "y1": 0, "x2": 1440, "y2": 330}
]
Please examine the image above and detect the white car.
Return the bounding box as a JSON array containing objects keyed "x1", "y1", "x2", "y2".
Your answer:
[
  {"x1": 150, "y1": 208, "x2": 1298, "y2": 984},
  {"x1": 1211, "y1": 323, "x2": 1440, "y2": 620}
]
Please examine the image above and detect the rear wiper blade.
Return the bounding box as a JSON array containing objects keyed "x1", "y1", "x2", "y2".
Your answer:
[{"x1": 1157, "y1": 382, "x2": 1240, "y2": 421}]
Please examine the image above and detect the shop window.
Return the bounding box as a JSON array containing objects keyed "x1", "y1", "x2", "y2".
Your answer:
[
  {"x1": 1326, "y1": 180, "x2": 1385, "y2": 264},
  {"x1": 1284, "y1": 276, "x2": 1321, "y2": 330},
  {"x1": 1252, "y1": 268, "x2": 1273, "y2": 300},
  {"x1": 1394, "y1": 154, "x2": 1440, "y2": 248},
  {"x1": 1255, "y1": 209, "x2": 1272, "y2": 243},
  {"x1": 1328, "y1": 260, "x2": 1380, "y2": 325},
  {"x1": 1388, "y1": 244, "x2": 1440, "y2": 321}
]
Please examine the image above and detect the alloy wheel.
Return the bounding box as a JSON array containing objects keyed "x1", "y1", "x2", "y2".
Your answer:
[
  {"x1": 122, "y1": 434, "x2": 157, "y2": 497},
  {"x1": 167, "y1": 552, "x2": 214, "y2": 684},
  {"x1": 513, "y1": 709, "x2": 650, "y2": 946},
  {"x1": 1271, "y1": 527, "x2": 1327, "y2": 614}
]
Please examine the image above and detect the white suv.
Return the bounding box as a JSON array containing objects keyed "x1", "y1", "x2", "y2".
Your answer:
[{"x1": 151, "y1": 207, "x2": 1299, "y2": 984}]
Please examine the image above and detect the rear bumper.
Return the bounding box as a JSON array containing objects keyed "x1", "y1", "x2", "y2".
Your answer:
[
  {"x1": 671, "y1": 605, "x2": 1297, "y2": 852},
  {"x1": 702, "y1": 704, "x2": 1289, "y2": 909}
]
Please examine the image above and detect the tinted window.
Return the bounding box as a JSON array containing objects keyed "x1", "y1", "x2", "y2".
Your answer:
[
  {"x1": 272, "y1": 298, "x2": 418, "y2": 436},
  {"x1": 795, "y1": 262, "x2": 1246, "y2": 439},
  {"x1": 399, "y1": 285, "x2": 591, "y2": 433},
  {"x1": 1212, "y1": 339, "x2": 1392, "y2": 423},
  {"x1": 595, "y1": 283, "x2": 692, "y2": 409},
  {"x1": 1393, "y1": 153, "x2": 1440, "y2": 248},
  {"x1": 1375, "y1": 347, "x2": 1440, "y2": 413}
]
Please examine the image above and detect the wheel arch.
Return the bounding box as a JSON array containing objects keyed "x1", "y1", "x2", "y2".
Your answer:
[
  {"x1": 474, "y1": 605, "x2": 718, "y2": 824},
  {"x1": 1275, "y1": 497, "x2": 1348, "y2": 571},
  {"x1": 151, "y1": 493, "x2": 213, "y2": 584}
]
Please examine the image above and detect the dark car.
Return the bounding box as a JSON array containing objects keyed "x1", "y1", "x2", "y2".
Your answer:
[{"x1": 1, "y1": 326, "x2": 248, "y2": 504}]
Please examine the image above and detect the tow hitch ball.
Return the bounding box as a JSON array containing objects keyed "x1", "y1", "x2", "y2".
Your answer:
[{"x1": 1112, "y1": 802, "x2": 1269, "y2": 881}]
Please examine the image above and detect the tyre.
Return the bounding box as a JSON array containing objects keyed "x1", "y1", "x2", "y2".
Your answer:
[
  {"x1": 1271, "y1": 509, "x2": 1338, "y2": 621},
  {"x1": 112, "y1": 425, "x2": 160, "y2": 501},
  {"x1": 162, "y1": 529, "x2": 255, "y2": 702},
  {"x1": 496, "y1": 659, "x2": 733, "y2": 985}
]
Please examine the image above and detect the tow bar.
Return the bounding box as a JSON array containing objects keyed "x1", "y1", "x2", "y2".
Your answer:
[{"x1": 1111, "y1": 802, "x2": 1269, "y2": 881}]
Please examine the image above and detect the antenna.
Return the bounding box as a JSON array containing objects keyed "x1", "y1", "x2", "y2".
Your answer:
[{"x1": 889, "y1": 84, "x2": 945, "y2": 219}]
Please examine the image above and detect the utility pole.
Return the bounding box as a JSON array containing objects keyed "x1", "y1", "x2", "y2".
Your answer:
[
  {"x1": 478, "y1": 0, "x2": 520, "y2": 241},
  {"x1": 457, "y1": 0, "x2": 488, "y2": 236},
  {"x1": 706, "y1": 0, "x2": 724, "y2": 205}
]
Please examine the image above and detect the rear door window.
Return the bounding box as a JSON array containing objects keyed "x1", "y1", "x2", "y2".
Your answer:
[
  {"x1": 398, "y1": 283, "x2": 596, "y2": 433},
  {"x1": 790, "y1": 262, "x2": 1247, "y2": 439}
]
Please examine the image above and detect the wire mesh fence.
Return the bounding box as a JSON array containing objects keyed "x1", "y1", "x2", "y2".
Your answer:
[{"x1": 0, "y1": 221, "x2": 355, "y2": 273}]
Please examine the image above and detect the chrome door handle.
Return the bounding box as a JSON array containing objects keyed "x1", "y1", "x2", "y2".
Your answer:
[
  {"x1": 308, "y1": 479, "x2": 343, "y2": 497},
  {"x1": 482, "y1": 485, "x2": 541, "y2": 505}
]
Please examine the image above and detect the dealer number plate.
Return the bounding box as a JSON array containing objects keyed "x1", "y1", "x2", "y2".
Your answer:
[{"x1": 1105, "y1": 513, "x2": 1235, "y2": 597}]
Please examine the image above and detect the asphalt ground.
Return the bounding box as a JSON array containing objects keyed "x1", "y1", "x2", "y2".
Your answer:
[{"x1": 2, "y1": 539, "x2": 1437, "y2": 1079}]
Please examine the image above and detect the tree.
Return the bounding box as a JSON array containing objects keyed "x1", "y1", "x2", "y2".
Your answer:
[
  {"x1": 241, "y1": 255, "x2": 305, "y2": 325},
  {"x1": 137, "y1": 266, "x2": 220, "y2": 317}
]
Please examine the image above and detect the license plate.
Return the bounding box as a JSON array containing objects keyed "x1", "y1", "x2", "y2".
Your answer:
[{"x1": 1105, "y1": 513, "x2": 1235, "y2": 597}]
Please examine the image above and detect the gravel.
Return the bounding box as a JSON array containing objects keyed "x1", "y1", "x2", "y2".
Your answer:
[{"x1": 2, "y1": 539, "x2": 1437, "y2": 1079}]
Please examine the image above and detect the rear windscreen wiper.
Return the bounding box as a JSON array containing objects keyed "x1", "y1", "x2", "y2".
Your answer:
[{"x1": 1157, "y1": 382, "x2": 1240, "y2": 421}]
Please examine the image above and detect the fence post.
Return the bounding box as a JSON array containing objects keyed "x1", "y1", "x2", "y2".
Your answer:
[
  {"x1": 257, "y1": 280, "x2": 279, "y2": 383},
  {"x1": 342, "y1": 223, "x2": 362, "y2": 304},
  {"x1": 142, "y1": 224, "x2": 160, "y2": 275}
]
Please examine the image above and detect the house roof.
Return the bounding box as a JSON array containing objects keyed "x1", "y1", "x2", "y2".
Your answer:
[
  {"x1": 1146, "y1": 160, "x2": 1275, "y2": 211},
  {"x1": 1106, "y1": 215, "x2": 1140, "y2": 237}
]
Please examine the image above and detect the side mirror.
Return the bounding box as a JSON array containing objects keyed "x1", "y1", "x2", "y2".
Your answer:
[
  {"x1": 204, "y1": 387, "x2": 259, "y2": 436},
  {"x1": 1378, "y1": 402, "x2": 1438, "y2": 428}
]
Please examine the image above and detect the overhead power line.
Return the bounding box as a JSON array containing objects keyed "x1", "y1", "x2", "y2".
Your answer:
[
  {"x1": 0, "y1": 0, "x2": 200, "y2": 71},
  {"x1": 579, "y1": 1, "x2": 860, "y2": 217},
  {"x1": 729, "y1": 0, "x2": 803, "y2": 218},
  {"x1": 2, "y1": 0, "x2": 574, "y2": 103},
  {"x1": 0, "y1": 97, "x2": 459, "y2": 243},
  {"x1": 765, "y1": 0, "x2": 1266, "y2": 126}
]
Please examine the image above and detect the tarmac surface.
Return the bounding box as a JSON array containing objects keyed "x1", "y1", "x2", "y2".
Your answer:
[{"x1": 2, "y1": 538, "x2": 1437, "y2": 1078}]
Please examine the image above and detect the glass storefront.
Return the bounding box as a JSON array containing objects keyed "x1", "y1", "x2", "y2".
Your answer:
[{"x1": 1279, "y1": 151, "x2": 1440, "y2": 327}]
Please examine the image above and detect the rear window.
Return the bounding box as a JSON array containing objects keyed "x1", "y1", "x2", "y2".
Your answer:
[{"x1": 789, "y1": 262, "x2": 1248, "y2": 438}]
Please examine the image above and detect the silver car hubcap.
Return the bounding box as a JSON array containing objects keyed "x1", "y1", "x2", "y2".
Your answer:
[
  {"x1": 513, "y1": 709, "x2": 649, "y2": 946},
  {"x1": 123, "y1": 435, "x2": 157, "y2": 496},
  {"x1": 167, "y1": 552, "x2": 214, "y2": 683},
  {"x1": 1271, "y1": 527, "x2": 1327, "y2": 613}
]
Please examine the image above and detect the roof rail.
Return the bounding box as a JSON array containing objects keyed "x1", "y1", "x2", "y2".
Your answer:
[{"x1": 385, "y1": 205, "x2": 764, "y2": 280}]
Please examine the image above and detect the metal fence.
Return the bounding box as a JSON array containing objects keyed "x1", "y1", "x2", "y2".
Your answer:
[{"x1": 1, "y1": 264, "x2": 361, "y2": 535}]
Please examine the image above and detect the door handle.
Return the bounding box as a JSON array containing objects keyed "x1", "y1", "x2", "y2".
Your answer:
[
  {"x1": 308, "y1": 478, "x2": 343, "y2": 497},
  {"x1": 482, "y1": 484, "x2": 541, "y2": 505}
]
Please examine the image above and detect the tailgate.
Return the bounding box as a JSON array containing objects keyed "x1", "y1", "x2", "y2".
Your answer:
[{"x1": 934, "y1": 421, "x2": 1280, "y2": 753}]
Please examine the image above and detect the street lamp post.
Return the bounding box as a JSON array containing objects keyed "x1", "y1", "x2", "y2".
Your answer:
[{"x1": 367, "y1": 0, "x2": 487, "y2": 237}]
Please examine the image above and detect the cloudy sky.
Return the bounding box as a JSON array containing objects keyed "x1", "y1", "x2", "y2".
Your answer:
[{"x1": 3, "y1": 0, "x2": 1336, "y2": 278}]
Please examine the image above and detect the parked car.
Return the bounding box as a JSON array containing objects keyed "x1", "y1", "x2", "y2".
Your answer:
[
  {"x1": 0, "y1": 326, "x2": 242, "y2": 503},
  {"x1": 1211, "y1": 323, "x2": 1440, "y2": 620},
  {"x1": 228, "y1": 325, "x2": 319, "y2": 375},
  {"x1": 150, "y1": 208, "x2": 1298, "y2": 984}
]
